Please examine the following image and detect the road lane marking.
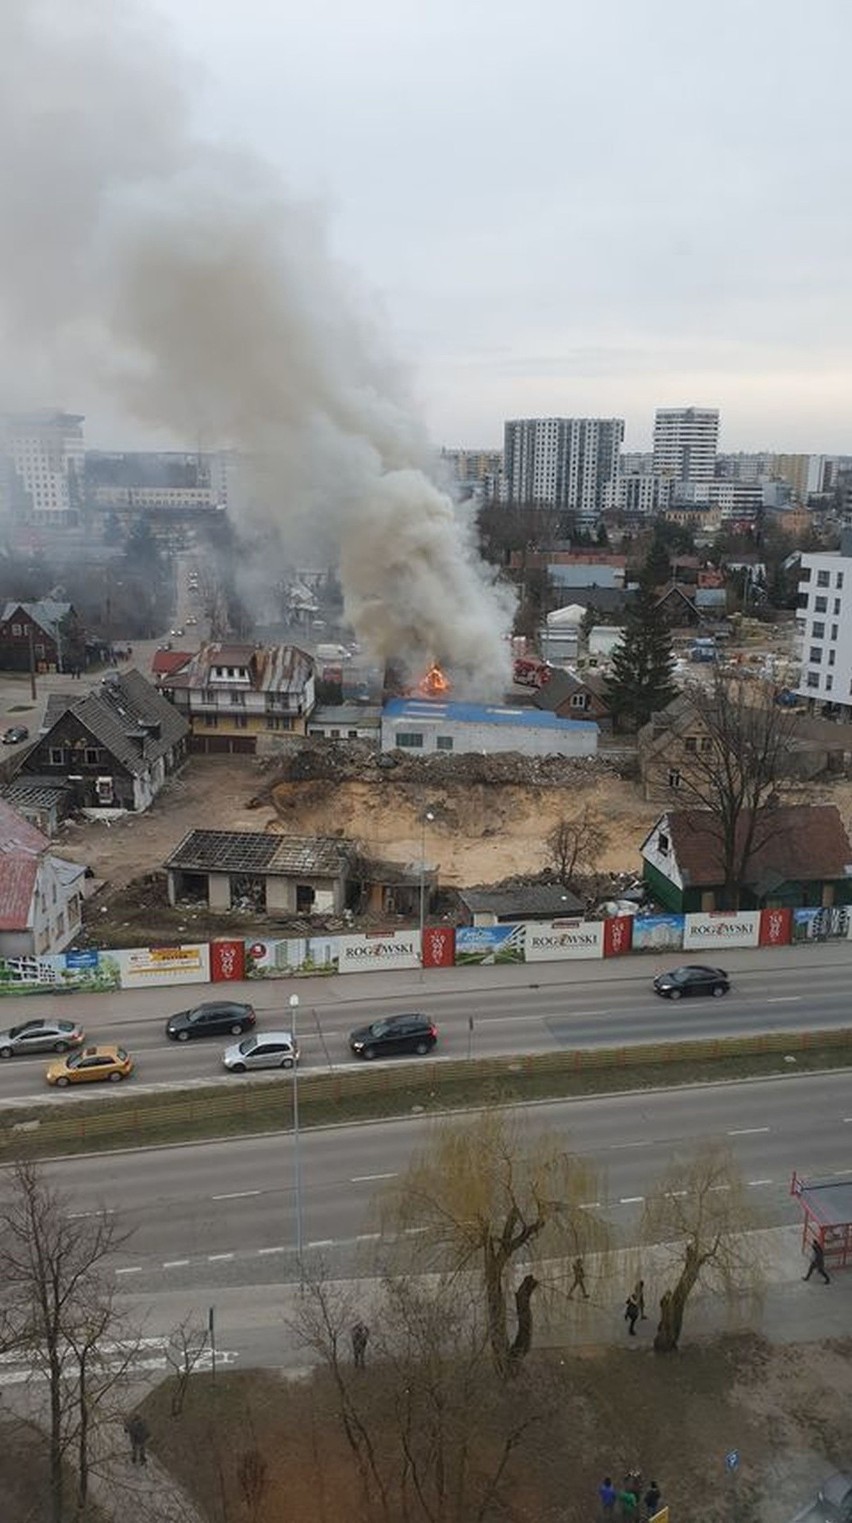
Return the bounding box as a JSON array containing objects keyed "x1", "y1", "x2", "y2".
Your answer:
[
  {"x1": 351, "y1": 1172, "x2": 398, "y2": 1183},
  {"x1": 608, "y1": 1140, "x2": 652, "y2": 1150},
  {"x1": 355, "y1": 1232, "x2": 381, "y2": 1241},
  {"x1": 579, "y1": 1201, "x2": 601, "y2": 1210},
  {"x1": 67, "y1": 1209, "x2": 116, "y2": 1219},
  {"x1": 208, "y1": 1253, "x2": 234, "y2": 1262},
  {"x1": 619, "y1": 1196, "x2": 645, "y2": 1205},
  {"x1": 308, "y1": 1239, "x2": 334, "y2": 1248},
  {"x1": 748, "y1": 1179, "x2": 773, "y2": 1187},
  {"x1": 710, "y1": 1184, "x2": 731, "y2": 1192},
  {"x1": 665, "y1": 1190, "x2": 688, "y2": 1199},
  {"x1": 212, "y1": 1190, "x2": 262, "y2": 1200},
  {"x1": 116, "y1": 1266, "x2": 142, "y2": 1276},
  {"x1": 163, "y1": 1259, "x2": 190, "y2": 1268},
  {"x1": 257, "y1": 1246, "x2": 285, "y2": 1256},
  {"x1": 727, "y1": 1127, "x2": 770, "y2": 1136},
  {"x1": 765, "y1": 997, "x2": 802, "y2": 1003}
]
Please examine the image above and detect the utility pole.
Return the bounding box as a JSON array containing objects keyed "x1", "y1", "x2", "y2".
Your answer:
[{"x1": 27, "y1": 624, "x2": 37, "y2": 701}]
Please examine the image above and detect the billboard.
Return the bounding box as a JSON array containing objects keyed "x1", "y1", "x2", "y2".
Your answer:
[
  {"x1": 683, "y1": 911, "x2": 760, "y2": 951},
  {"x1": 422, "y1": 926, "x2": 455, "y2": 968},
  {"x1": 244, "y1": 937, "x2": 340, "y2": 977},
  {"x1": 792, "y1": 906, "x2": 852, "y2": 943},
  {"x1": 338, "y1": 930, "x2": 421, "y2": 973},
  {"x1": 603, "y1": 915, "x2": 633, "y2": 957},
  {"x1": 525, "y1": 919, "x2": 604, "y2": 961},
  {"x1": 631, "y1": 914, "x2": 685, "y2": 952},
  {"x1": 0, "y1": 949, "x2": 121, "y2": 996},
  {"x1": 116, "y1": 943, "x2": 210, "y2": 989},
  {"x1": 455, "y1": 924, "x2": 525, "y2": 965}
]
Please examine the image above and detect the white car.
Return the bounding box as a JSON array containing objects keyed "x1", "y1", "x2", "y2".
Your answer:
[{"x1": 222, "y1": 1032, "x2": 298, "y2": 1072}]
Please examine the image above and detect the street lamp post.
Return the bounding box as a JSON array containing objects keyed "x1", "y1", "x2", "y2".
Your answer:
[
  {"x1": 419, "y1": 809, "x2": 435, "y2": 981},
  {"x1": 288, "y1": 992, "x2": 304, "y2": 1286}
]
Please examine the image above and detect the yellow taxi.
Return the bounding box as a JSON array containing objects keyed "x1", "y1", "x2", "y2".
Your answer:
[{"x1": 46, "y1": 1045, "x2": 134, "y2": 1087}]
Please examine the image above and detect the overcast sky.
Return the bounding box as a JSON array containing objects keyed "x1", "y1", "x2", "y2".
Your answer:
[{"x1": 54, "y1": 1, "x2": 852, "y2": 451}]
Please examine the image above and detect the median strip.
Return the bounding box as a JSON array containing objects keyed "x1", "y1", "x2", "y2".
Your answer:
[{"x1": 0, "y1": 1025, "x2": 850, "y2": 1161}]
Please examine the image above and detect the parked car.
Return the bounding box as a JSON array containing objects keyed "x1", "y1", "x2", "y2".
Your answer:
[
  {"x1": 166, "y1": 1000, "x2": 256, "y2": 1042},
  {"x1": 349, "y1": 1013, "x2": 437, "y2": 1060},
  {"x1": 0, "y1": 1019, "x2": 85, "y2": 1058},
  {"x1": 788, "y1": 1473, "x2": 852, "y2": 1523},
  {"x1": 223, "y1": 1032, "x2": 298, "y2": 1072},
  {"x1": 2, "y1": 725, "x2": 29, "y2": 745},
  {"x1": 653, "y1": 965, "x2": 730, "y2": 999},
  {"x1": 46, "y1": 1045, "x2": 133, "y2": 1086}
]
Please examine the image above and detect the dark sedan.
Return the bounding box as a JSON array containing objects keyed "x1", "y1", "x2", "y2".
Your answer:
[
  {"x1": 653, "y1": 964, "x2": 729, "y2": 999},
  {"x1": 166, "y1": 1000, "x2": 256, "y2": 1042},
  {"x1": 349, "y1": 1013, "x2": 437, "y2": 1060},
  {"x1": 2, "y1": 725, "x2": 29, "y2": 745}
]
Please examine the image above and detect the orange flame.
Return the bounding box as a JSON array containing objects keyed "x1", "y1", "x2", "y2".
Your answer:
[{"x1": 417, "y1": 663, "x2": 451, "y2": 698}]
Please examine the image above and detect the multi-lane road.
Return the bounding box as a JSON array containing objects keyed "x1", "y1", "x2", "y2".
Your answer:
[{"x1": 0, "y1": 940, "x2": 849, "y2": 1105}]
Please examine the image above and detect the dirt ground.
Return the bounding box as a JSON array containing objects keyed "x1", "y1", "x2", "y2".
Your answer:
[{"x1": 141, "y1": 1334, "x2": 852, "y2": 1523}]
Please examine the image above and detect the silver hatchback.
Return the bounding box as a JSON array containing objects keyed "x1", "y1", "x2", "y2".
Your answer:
[{"x1": 222, "y1": 1032, "x2": 298, "y2": 1073}]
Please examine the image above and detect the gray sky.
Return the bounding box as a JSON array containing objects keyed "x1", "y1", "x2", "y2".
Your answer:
[{"x1": 21, "y1": 0, "x2": 852, "y2": 453}]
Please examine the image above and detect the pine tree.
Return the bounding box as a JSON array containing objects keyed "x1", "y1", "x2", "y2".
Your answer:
[{"x1": 604, "y1": 584, "x2": 678, "y2": 731}]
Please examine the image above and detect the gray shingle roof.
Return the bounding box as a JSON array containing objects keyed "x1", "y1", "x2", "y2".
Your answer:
[
  {"x1": 165, "y1": 829, "x2": 350, "y2": 877},
  {"x1": 38, "y1": 669, "x2": 188, "y2": 776},
  {"x1": 459, "y1": 884, "x2": 585, "y2": 918}
]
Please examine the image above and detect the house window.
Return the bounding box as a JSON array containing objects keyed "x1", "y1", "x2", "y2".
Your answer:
[
  {"x1": 266, "y1": 716, "x2": 292, "y2": 730},
  {"x1": 815, "y1": 596, "x2": 828, "y2": 612},
  {"x1": 809, "y1": 647, "x2": 822, "y2": 664},
  {"x1": 812, "y1": 622, "x2": 825, "y2": 638},
  {"x1": 826, "y1": 675, "x2": 834, "y2": 691},
  {"x1": 569, "y1": 693, "x2": 587, "y2": 709},
  {"x1": 834, "y1": 599, "x2": 841, "y2": 615},
  {"x1": 49, "y1": 747, "x2": 64, "y2": 766},
  {"x1": 202, "y1": 688, "x2": 215, "y2": 704},
  {"x1": 231, "y1": 692, "x2": 245, "y2": 707},
  {"x1": 233, "y1": 714, "x2": 248, "y2": 729},
  {"x1": 700, "y1": 737, "x2": 713, "y2": 752},
  {"x1": 831, "y1": 624, "x2": 838, "y2": 641},
  {"x1": 205, "y1": 714, "x2": 218, "y2": 727},
  {"x1": 85, "y1": 748, "x2": 100, "y2": 766},
  {"x1": 837, "y1": 573, "x2": 844, "y2": 589},
  {"x1": 658, "y1": 831, "x2": 670, "y2": 852},
  {"x1": 807, "y1": 673, "x2": 819, "y2": 688},
  {"x1": 54, "y1": 911, "x2": 65, "y2": 937},
  {"x1": 35, "y1": 643, "x2": 45, "y2": 659},
  {"x1": 330, "y1": 729, "x2": 340, "y2": 738},
  {"x1": 829, "y1": 649, "x2": 836, "y2": 667},
  {"x1": 11, "y1": 622, "x2": 22, "y2": 636},
  {"x1": 684, "y1": 736, "x2": 697, "y2": 752},
  {"x1": 667, "y1": 770, "x2": 681, "y2": 789},
  {"x1": 348, "y1": 730, "x2": 358, "y2": 738},
  {"x1": 436, "y1": 735, "x2": 454, "y2": 751},
  {"x1": 395, "y1": 732, "x2": 424, "y2": 748},
  {"x1": 817, "y1": 570, "x2": 830, "y2": 587}
]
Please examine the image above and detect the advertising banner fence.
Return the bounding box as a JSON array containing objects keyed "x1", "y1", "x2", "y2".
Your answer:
[
  {"x1": 116, "y1": 943, "x2": 210, "y2": 989},
  {"x1": 338, "y1": 930, "x2": 421, "y2": 973},
  {"x1": 455, "y1": 924, "x2": 525, "y2": 965},
  {"x1": 631, "y1": 914, "x2": 685, "y2": 953},
  {"x1": 524, "y1": 919, "x2": 604, "y2": 961},
  {"x1": 792, "y1": 906, "x2": 852, "y2": 943},
  {"x1": 683, "y1": 911, "x2": 761, "y2": 951}
]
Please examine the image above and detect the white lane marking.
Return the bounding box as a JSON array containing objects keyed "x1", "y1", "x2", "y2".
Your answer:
[
  {"x1": 665, "y1": 1190, "x2": 688, "y2": 1199},
  {"x1": 579, "y1": 1201, "x2": 602, "y2": 1210},
  {"x1": 710, "y1": 1184, "x2": 731, "y2": 1192},
  {"x1": 728, "y1": 1127, "x2": 770, "y2": 1136},
  {"x1": 608, "y1": 1140, "x2": 652, "y2": 1150},
  {"x1": 619, "y1": 1196, "x2": 645, "y2": 1205},
  {"x1": 351, "y1": 1172, "x2": 398, "y2": 1183},
  {"x1": 67, "y1": 1209, "x2": 115, "y2": 1219},
  {"x1": 212, "y1": 1190, "x2": 262, "y2": 1200},
  {"x1": 257, "y1": 1246, "x2": 285, "y2": 1256},
  {"x1": 208, "y1": 1253, "x2": 234, "y2": 1262},
  {"x1": 116, "y1": 1266, "x2": 142, "y2": 1276},
  {"x1": 844, "y1": 1118, "x2": 852, "y2": 1124},
  {"x1": 163, "y1": 1259, "x2": 190, "y2": 1268},
  {"x1": 308, "y1": 1238, "x2": 334, "y2": 1248},
  {"x1": 355, "y1": 1232, "x2": 382, "y2": 1242},
  {"x1": 748, "y1": 1179, "x2": 773, "y2": 1187},
  {"x1": 765, "y1": 996, "x2": 802, "y2": 1004}
]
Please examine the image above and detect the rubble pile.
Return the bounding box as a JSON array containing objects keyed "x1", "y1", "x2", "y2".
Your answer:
[{"x1": 262, "y1": 740, "x2": 622, "y2": 794}]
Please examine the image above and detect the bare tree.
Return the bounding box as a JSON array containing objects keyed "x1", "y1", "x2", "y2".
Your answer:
[
  {"x1": 641, "y1": 1142, "x2": 765, "y2": 1354},
  {"x1": 166, "y1": 1316, "x2": 211, "y2": 1417},
  {"x1": 0, "y1": 1159, "x2": 135, "y2": 1523},
  {"x1": 385, "y1": 1113, "x2": 608, "y2": 1378},
  {"x1": 544, "y1": 805, "x2": 607, "y2": 890},
  {"x1": 674, "y1": 675, "x2": 796, "y2": 909}
]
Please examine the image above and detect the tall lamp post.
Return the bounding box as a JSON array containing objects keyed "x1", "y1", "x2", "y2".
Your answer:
[
  {"x1": 419, "y1": 809, "x2": 435, "y2": 981},
  {"x1": 288, "y1": 992, "x2": 304, "y2": 1286}
]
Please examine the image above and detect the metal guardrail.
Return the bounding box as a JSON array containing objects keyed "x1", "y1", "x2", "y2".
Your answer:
[{"x1": 2, "y1": 1026, "x2": 849, "y2": 1155}]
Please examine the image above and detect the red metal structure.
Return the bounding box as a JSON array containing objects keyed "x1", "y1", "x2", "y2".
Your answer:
[{"x1": 790, "y1": 1172, "x2": 852, "y2": 1271}]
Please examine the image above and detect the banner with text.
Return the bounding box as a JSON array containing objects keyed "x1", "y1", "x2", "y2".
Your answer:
[
  {"x1": 244, "y1": 937, "x2": 340, "y2": 977},
  {"x1": 422, "y1": 926, "x2": 455, "y2": 968},
  {"x1": 455, "y1": 924, "x2": 525, "y2": 965},
  {"x1": 683, "y1": 911, "x2": 761, "y2": 951},
  {"x1": 631, "y1": 914, "x2": 685, "y2": 952},
  {"x1": 792, "y1": 906, "x2": 852, "y2": 943},
  {"x1": 116, "y1": 943, "x2": 210, "y2": 989},
  {"x1": 338, "y1": 930, "x2": 421, "y2": 973},
  {"x1": 525, "y1": 919, "x2": 604, "y2": 961}
]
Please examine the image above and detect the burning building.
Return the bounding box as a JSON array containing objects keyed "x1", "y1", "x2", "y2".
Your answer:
[{"x1": 380, "y1": 697, "x2": 598, "y2": 758}]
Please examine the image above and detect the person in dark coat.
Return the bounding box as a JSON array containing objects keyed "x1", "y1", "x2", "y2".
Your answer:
[
  {"x1": 351, "y1": 1320, "x2": 370, "y2": 1368},
  {"x1": 567, "y1": 1255, "x2": 589, "y2": 1300},
  {"x1": 624, "y1": 1292, "x2": 640, "y2": 1335},
  {"x1": 803, "y1": 1238, "x2": 830, "y2": 1283},
  {"x1": 644, "y1": 1481, "x2": 662, "y2": 1518},
  {"x1": 124, "y1": 1414, "x2": 149, "y2": 1464}
]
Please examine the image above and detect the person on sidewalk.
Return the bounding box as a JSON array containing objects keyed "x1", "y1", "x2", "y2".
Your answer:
[
  {"x1": 598, "y1": 1476, "x2": 618, "y2": 1517},
  {"x1": 351, "y1": 1320, "x2": 370, "y2": 1368},
  {"x1": 644, "y1": 1480, "x2": 662, "y2": 1518},
  {"x1": 624, "y1": 1292, "x2": 640, "y2": 1336},
  {"x1": 124, "y1": 1414, "x2": 149, "y2": 1464},
  {"x1": 567, "y1": 1255, "x2": 589, "y2": 1300},
  {"x1": 632, "y1": 1278, "x2": 647, "y2": 1319},
  {"x1": 803, "y1": 1238, "x2": 830, "y2": 1284},
  {"x1": 619, "y1": 1485, "x2": 638, "y2": 1520}
]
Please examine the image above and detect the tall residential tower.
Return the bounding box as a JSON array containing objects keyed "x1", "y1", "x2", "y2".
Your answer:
[{"x1": 502, "y1": 416, "x2": 624, "y2": 527}]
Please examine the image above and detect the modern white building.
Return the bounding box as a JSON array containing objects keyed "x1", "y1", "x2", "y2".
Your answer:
[
  {"x1": 503, "y1": 417, "x2": 623, "y2": 527},
  {"x1": 1, "y1": 411, "x2": 85, "y2": 526},
  {"x1": 603, "y1": 472, "x2": 673, "y2": 516},
  {"x1": 652, "y1": 407, "x2": 719, "y2": 488},
  {"x1": 794, "y1": 531, "x2": 852, "y2": 716},
  {"x1": 381, "y1": 697, "x2": 598, "y2": 757}
]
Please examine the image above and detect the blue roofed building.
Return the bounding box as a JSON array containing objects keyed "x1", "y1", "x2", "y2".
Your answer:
[{"x1": 380, "y1": 698, "x2": 598, "y2": 758}]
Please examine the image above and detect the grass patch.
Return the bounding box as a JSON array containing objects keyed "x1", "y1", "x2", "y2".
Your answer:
[{"x1": 1, "y1": 1040, "x2": 850, "y2": 1161}]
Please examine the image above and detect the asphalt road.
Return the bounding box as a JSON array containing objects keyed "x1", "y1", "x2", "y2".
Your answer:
[{"x1": 0, "y1": 940, "x2": 849, "y2": 1105}]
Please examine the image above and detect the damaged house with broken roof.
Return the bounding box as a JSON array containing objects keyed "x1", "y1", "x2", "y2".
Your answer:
[{"x1": 165, "y1": 830, "x2": 351, "y2": 915}]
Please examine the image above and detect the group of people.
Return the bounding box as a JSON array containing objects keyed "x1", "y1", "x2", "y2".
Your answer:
[{"x1": 599, "y1": 1472, "x2": 663, "y2": 1521}]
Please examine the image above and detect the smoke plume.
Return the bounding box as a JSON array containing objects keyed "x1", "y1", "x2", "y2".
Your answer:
[{"x1": 0, "y1": 0, "x2": 514, "y2": 692}]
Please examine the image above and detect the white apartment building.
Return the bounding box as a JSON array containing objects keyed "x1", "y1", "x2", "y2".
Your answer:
[
  {"x1": 652, "y1": 407, "x2": 719, "y2": 486},
  {"x1": 1, "y1": 411, "x2": 85, "y2": 526},
  {"x1": 603, "y1": 472, "x2": 673, "y2": 516},
  {"x1": 503, "y1": 417, "x2": 624, "y2": 527},
  {"x1": 795, "y1": 533, "x2": 852, "y2": 715}
]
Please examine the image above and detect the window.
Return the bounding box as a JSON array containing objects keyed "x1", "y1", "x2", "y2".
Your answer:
[
  {"x1": 817, "y1": 570, "x2": 830, "y2": 587},
  {"x1": 11, "y1": 622, "x2": 21, "y2": 636},
  {"x1": 205, "y1": 714, "x2": 218, "y2": 727},
  {"x1": 266, "y1": 716, "x2": 291, "y2": 731},
  {"x1": 837, "y1": 573, "x2": 844, "y2": 589},
  {"x1": 815, "y1": 596, "x2": 828, "y2": 612},
  {"x1": 85, "y1": 748, "x2": 100, "y2": 766},
  {"x1": 233, "y1": 714, "x2": 247, "y2": 729},
  {"x1": 829, "y1": 650, "x2": 836, "y2": 667},
  {"x1": 395, "y1": 732, "x2": 424, "y2": 748},
  {"x1": 658, "y1": 831, "x2": 670, "y2": 851},
  {"x1": 49, "y1": 747, "x2": 64, "y2": 766},
  {"x1": 684, "y1": 736, "x2": 697, "y2": 753},
  {"x1": 700, "y1": 737, "x2": 713, "y2": 752},
  {"x1": 231, "y1": 692, "x2": 245, "y2": 707},
  {"x1": 831, "y1": 624, "x2": 839, "y2": 641},
  {"x1": 807, "y1": 673, "x2": 819, "y2": 688},
  {"x1": 330, "y1": 728, "x2": 340, "y2": 738},
  {"x1": 826, "y1": 675, "x2": 834, "y2": 691},
  {"x1": 570, "y1": 693, "x2": 587, "y2": 709},
  {"x1": 436, "y1": 735, "x2": 454, "y2": 751},
  {"x1": 834, "y1": 599, "x2": 841, "y2": 615},
  {"x1": 667, "y1": 770, "x2": 681, "y2": 789},
  {"x1": 812, "y1": 622, "x2": 825, "y2": 638},
  {"x1": 201, "y1": 688, "x2": 215, "y2": 704},
  {"x1": 809, "y1": 647, "x2": 822, "y2": 664},
  {"x1": 35, "y1": 643, "x2": 45, "y2": 659}
]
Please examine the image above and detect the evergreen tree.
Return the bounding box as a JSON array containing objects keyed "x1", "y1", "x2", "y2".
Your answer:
[
  {"x1": 641, "y1": 532, "x2": 673, "y2": 590},
  {"x1": 604, "y1": 585, "x2": 678, "y2": 730}
]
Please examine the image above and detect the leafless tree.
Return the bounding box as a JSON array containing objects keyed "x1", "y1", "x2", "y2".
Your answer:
[
  {"x1": 675, "y1": 675, "x2": 797, "y2": 909},
  {"x1": 544, "y1": 805, "x2": 608, "y2": 890},
  {"x1": 0, "y1": 1159, "x2": 136, "y2": 1523},
  {"x1": 641, "y1": 1142, "x2": 765, "y2": 1354},
  {"x1": 384, "y1": 1112, "x2": 608, "y2": 1378},
  {"x1": 166, "y1": 1316, "x2": 211, "y2": 1418}
]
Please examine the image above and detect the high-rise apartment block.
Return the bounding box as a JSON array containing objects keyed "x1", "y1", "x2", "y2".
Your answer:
[
  {"x1": 795, "y1": 530, "x2": 852, "y2": 716},
  {"x1": 502, "y1": 417, "x2": 624, "y2": 526},
  {"x1": 1, "y1": 411, "x2": 85, "y2": 527},
  {"x1": 652, "y1": 407, "x2": 719, "y2": 488}
]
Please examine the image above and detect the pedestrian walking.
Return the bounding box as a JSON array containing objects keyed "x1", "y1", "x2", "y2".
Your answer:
[
  {"x1": 598, "y1": 1476, "x2": 618, "y2": 1517},
  {"x1": 351, "y1": 1320, "x2": 370, "y2": 1368},
  {"x1": 124, "y1": 1414, "x2": 149, "y2": 1464},
  {"x1": 567, "y1": 1255, "x2": 589, "y2": 1300},
  {"x1": 632, "y1": 1278, "x2": 647, "y2": 1319},
  {"x1": 619, "y1": 1486, "x2": 638, "y2": 1521},
  {"x1": 624, "y1": 1292, "x2": 640, "y2": 1336},
  {"x1": 803, "y1": 1238, "x2": 830, "y2": 1284},
  {"x1": 644, "y1": 1481, "x2": 662, "y2": 1519}
]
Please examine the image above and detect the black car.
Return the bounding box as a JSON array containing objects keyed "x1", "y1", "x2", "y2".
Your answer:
[
  {"x1": 349, "y1": 1013, "x2": 437, "y2": 1060},
  {"x1": 2, "y1": 725, "x2": 29, "y2": 745},
  {"x1": 653, "y1": 964, "x2": 729, "y2": 999},
  {"x1": 166, "y1": 1000, "x2": 256, "y2": 1042}
]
